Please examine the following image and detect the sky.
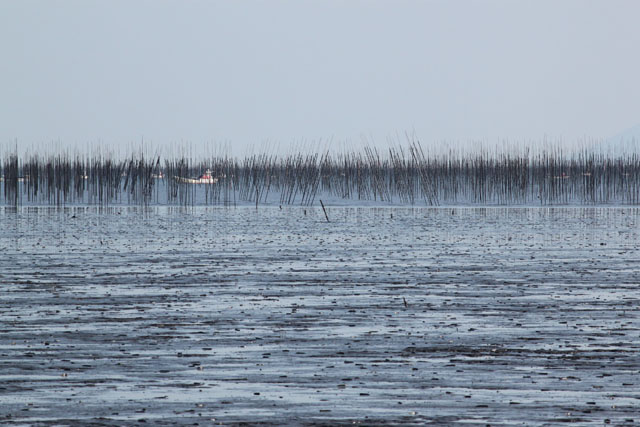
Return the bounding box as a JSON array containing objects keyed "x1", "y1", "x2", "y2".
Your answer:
[{"x1": 1, "y1": 0, "x2": 640, "y2": 155}]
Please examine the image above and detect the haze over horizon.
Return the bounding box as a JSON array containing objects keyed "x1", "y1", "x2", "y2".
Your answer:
[{"x1": 2, "y1": 0, "x2": 639, "y2": 155}]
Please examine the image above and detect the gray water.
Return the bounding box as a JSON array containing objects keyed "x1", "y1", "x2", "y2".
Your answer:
[{"x1": 1, "y1": 206, "x2": 639, "y2": 425}]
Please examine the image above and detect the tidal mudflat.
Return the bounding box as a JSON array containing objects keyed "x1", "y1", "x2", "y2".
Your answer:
[{"x1": 1, "y1": 206, "x2": 639, "y2": 425}]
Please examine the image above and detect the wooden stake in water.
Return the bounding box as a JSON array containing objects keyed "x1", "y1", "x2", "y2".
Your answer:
[{"x1": 319, "y1": 199, "x2": 329, "y2": 222}]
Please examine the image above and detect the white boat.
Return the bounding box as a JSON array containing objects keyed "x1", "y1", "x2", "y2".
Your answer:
[{"x1": 174, "y1": 169, "x2": 219, "y2": 184}]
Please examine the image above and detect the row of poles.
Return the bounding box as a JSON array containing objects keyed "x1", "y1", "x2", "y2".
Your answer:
[{"x1": 2, "y1": 143, "x2": 640, "y2": 206}]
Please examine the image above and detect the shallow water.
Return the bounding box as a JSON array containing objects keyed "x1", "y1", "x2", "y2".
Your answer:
[{"x1": 1, "y1": 206, "x2": 639, "y2": 425}]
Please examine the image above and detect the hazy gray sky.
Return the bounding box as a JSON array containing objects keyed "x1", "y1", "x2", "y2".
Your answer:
[{"x1": 1, "y1": 0, "x2": 639, "y2": 153}]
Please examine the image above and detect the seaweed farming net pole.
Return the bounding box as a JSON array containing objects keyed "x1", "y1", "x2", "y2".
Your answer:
[
  {"x1": 3, "y1": 153, "x2": 19, "y2": 206},
  {"x1": 409, "y1": 142, "x2": 439, "y2": 206},
  {"x1": 2, "y1": 144, "x2": 640, "y2": 207}
]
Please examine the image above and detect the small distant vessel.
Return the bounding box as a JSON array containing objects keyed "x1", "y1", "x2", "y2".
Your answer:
[
  {"x1": 0, "y1": 175, "x2": 28, "y2": 182},
  {"x1": 174, "y1": 169, "x2": 220, "y2": 184}
]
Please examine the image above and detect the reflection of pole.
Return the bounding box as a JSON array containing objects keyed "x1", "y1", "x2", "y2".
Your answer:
[{"x1": 319, "y1": 199, "x2": 329, "y2": 222}]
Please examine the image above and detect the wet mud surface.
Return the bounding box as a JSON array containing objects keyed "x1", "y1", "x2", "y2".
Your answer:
[{"x1": 1, "y1": 206, "x2": 639, "y2": 425}]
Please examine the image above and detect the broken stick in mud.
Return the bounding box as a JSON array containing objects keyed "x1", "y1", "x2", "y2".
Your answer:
[{"x1": 319, "y1": 199, "x2": 329, "y2": 222}]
